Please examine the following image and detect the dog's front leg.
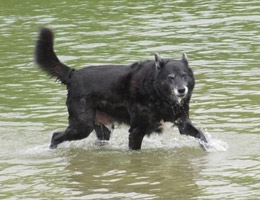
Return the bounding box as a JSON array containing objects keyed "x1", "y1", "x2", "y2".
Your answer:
[
  {"x1": 175, "y1": 117, "x2": 209, "y2": 151},
  {"x1": 128, "y1": 105, "x2": 153, "y2": 150},
  {"x1": 128, "y1": 125, "x2": 150, "y2": 150}
]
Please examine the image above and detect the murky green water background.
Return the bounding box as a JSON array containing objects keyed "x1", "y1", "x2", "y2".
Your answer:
[{"x1": 1, "y1": 0, "x2": 260, "y2": 199}]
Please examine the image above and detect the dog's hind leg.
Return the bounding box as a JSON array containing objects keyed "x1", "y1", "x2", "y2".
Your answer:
[
  {"x1": 50, "y1": 98, "x2": 95, "y2": 149},
  {"x1": 94, "y1": 124, "x2": 112, "y2": 141}
]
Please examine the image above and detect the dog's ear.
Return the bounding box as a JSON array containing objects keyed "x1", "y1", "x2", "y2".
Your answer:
[
  {"x1": 182, "y1": 53, "x2": 189, "y2": 65},
  {"x1": 155, "y1": 53, "x2": 163, "y2": 70}
]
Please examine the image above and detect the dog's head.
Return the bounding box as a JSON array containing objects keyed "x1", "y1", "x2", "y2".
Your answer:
[{"x1": 154, "y1": 53, "x2": 195, "y2": 105}]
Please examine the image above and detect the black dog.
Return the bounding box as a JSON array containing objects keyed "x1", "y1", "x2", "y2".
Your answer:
[{"x1": 35, "y1": 28, "x2": 209, "y2": 151}]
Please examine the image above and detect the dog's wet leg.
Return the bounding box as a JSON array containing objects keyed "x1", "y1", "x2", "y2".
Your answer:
[
  {"x1": 50, "y1": 131, "x2": 65, "y2": 149},
  {"x1": 128, "y1": 107, "x2": 153, "y2": 150},
  {"x1": 128, "y1": 125, "x2": 151, "y2": 150},
  {"x1": 176, "y1": 118, "x2": 209, "y2": 151},
  {"x1": 50, "y1": 123, "x2": 95, "y2": 149},
  {"x1": 50, "y1": 98, "x2": 95, "y2": 149},
  {"x1": 94, "y1": 124, "x2": 111, "y2": 141}
]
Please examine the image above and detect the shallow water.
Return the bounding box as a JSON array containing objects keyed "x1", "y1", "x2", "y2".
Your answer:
[{"x1": 1, "y1": 0, "x2": 260, "y2": 199}]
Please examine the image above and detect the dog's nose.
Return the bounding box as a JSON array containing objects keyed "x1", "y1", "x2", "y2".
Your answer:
[
  {"x1": 178, "y1": 88, "x2": 186, "y2": 94},
  {"x1": 175, "y1": 86, "x2": 188, "y2": 97}
]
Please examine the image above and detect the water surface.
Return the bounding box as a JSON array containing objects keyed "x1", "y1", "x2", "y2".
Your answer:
[{"x1": 1, "y1": 0, "x2": 260, "y2": 199}]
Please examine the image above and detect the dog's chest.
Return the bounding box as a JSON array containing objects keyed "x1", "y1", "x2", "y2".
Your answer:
[{"x1": 146, "y1": 102, "x2": 181, "y2": 122}]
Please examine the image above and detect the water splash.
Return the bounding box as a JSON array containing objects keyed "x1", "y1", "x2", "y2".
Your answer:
[
  {"x1": 61, "y1": 126, "x2": 228, "y2": 152},
  {"x1": 198, "y1": 132, "x2": 229, "y2": 152},
  {"x1": 18, "y1": 126, "x2": 228, "y2": 155}
]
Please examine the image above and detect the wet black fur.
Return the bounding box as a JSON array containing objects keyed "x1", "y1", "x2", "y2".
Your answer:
[{"x1": 35, "y1": 28, "x2": 208, "y2": 150}]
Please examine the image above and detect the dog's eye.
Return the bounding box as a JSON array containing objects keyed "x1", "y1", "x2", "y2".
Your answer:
[
  {"x1": 181, "y1": 74, "x2": 187, "y2": 79},
  {"x1": 168, "y1": 74, "x2": 175, "y2": 81}
]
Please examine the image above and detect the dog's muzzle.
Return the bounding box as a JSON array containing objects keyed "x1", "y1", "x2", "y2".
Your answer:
[{"x1": 173, "y1": 86, "x2": 188, "y2": 103}]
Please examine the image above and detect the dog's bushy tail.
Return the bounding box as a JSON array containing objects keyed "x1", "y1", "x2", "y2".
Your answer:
[{"x1": 35, "y1": 28, "x2": 72, "y2": 85}]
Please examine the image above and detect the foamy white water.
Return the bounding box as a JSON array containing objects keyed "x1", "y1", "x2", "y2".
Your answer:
[{"x1": 25, "y1": 126, "x2": 228, "y2": 153}]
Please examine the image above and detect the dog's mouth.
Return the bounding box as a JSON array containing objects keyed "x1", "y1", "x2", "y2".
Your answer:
[{"x1": 176, "y1": 93, "x2": 186, "y2": 98}]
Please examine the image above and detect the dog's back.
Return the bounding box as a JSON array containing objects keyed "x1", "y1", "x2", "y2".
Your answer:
[{"x1": 69, "y1": 65, "x2": 132, "y2": 101}]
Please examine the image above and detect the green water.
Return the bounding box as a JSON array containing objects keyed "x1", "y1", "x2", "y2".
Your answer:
[{"x1": 1, "y1": 0, "x2": 260, "y2": 199}]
